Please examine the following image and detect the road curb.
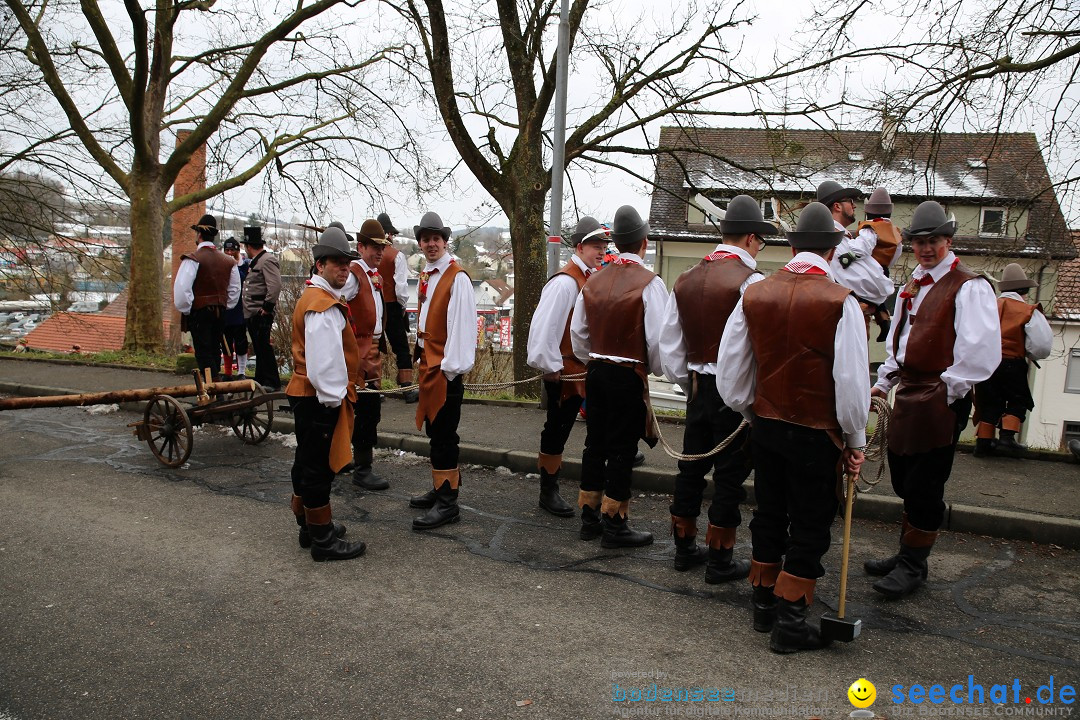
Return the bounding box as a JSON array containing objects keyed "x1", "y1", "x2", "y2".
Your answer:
[{"x1": 4, "y1": 380, "x2": 1078, "y2": 549}]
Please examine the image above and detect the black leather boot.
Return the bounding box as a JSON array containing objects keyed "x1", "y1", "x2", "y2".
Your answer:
[
  {"x1": 297, "y1": 515, "x2": 346, "y2": 550},
  {"x1": 703, "y1": 524, "x2": 749, "y2": 582},
  {"x1": 413, "y1": 471, "x2": 461, "y2": 530},
  {"x1": 601, "y1": 500, "x2": 653, "y2": 549},
  {"x1": 995, "y1": 430, "x2": 1026, "y2": 458},
  {"x1": 873, "y1": 544, "x2": 932, "y2": 599},
  {"x1": 352, "y1": 447, "x2": 389, "y2": 491},
  {"x1": 705, "y1": 547, "x2": 751, "y2": 583},
  {"x1": 973, "y1": 437, "x2": 995, "y2": 458},
  {"x1": 751, "y1": 584, "x2": 778, "y2": 632},
  {"x1": 537, "y1": 457, "x2": 574, "y2": 517},
  {"x1": 671, "y1": 516, "x2": 706, "y2": 571},
  {"x1": 864, "y1": 514, "x2": 909, "y2": 576},
  {"x1": 409, "y1": 488, "x2": 437, "y2": 509},
  {"x1": 578, "y1": 490, "x2": 604, "y2": 540},
  {"x1": 770, "y1": 597, "x2": 831, "y2": 654},
  {"x1": 749, "y1": 560, "x2": 781, "y2": 632},
  {"x1": 304, "y1": 504, "x2": 365, "y2": 562}
]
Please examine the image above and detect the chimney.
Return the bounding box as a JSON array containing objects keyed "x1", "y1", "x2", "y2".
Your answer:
[
  {"x1": 880, "y1": 115, "x2": 898, "y2": 155},
  {"x1": 169, "y1": 129, "x2": 207, "y2": 348}
]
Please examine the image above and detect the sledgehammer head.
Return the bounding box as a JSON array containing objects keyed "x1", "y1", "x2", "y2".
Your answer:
[{"x1": 821, "y1": 612, "x2": 862, "y2": 642}]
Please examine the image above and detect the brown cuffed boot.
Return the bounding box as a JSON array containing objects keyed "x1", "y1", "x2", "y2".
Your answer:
[
  {"x1": 704, "y1": 525, "x2": 750, "y2": 583},
  {"x1": 671, "y1": 516, "x2": 707, "y2": 571},
  {"x1": 873, "y1": 525, "x2": 937, "y2": 599},
  {"x1": 538, "y1": 453, "x2": 574, "y2": 517},
  {"x1": 864, "y1": 512, "x2": 911, "y2": 576},
  {"x1": 749, "y1": 560, "x2": 781, "y2": 632},
  {"x1": 600, "y1": 497, "x2": 653, "y2": 549},
  {"x1": 305, "y1": 504, "x2": 365, "y2": 562},
  {"x1": 292, "y1": 494, "x2": 345, "y2": 549},
  {"x1": 770, "y1": 572, "x2": 831, "y2": 654},
  {"x1": 578, "y1": 490, "x2": 604, "y2": 540},
  {"x1": 413, "y1": 469, "x2": 461, "y2": 530}
]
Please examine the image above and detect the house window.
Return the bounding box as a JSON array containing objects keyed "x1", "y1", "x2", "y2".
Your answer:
[
  {"x1": 980, "y1": 207, "x2": 1006, "y2": 236},
  {"x1": 760, "y1": 198, "x2": 776, "y2": 220},
  {"x1": 1066, "y1": 349, "x2": 1080, "y2": 393},
  {"x1": 1063, "y1": 422, "x2": 1080, "y2": 446}
]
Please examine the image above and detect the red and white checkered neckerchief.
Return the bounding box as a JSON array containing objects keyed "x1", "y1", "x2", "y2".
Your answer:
[
  {"x1": 419, "y1": 258, "x2": 455, "y2": 304},
  {"x1": 783, "y1": 259, "x2": 828, "y2": 275},
  {"x1": 609, "y1": 255, "x2": 641, "y2": 266},
  {"x1": 704, "y1": 250, "x2": 741, "y2": 262}
]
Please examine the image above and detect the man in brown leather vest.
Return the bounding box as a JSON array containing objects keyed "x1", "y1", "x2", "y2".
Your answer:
[
  {"x1": 717, "y1": 202, "x2": 868, "y2": 654},
  {"x1": 570, "y1": 205, "x2": 667, "y2": 548},
  {"x1": 407, "y1": 211, "x2": 477, "y2": 531},
  {"x1": 376, "y1": 213, "x2": 419, "y2": 403},
  {"x1": 867, "y1": 201, "x2": 1000, "y2": 599},
  {"x1": 345, "y1": 219, "x2": 394, "y2": 491},
  {"x1": 172, "y1": 214, "x2": 241, "y2": 381},
  {"x1": 526, "y1": 217, "x2": 608, "y2": 517},
  {"x1": 660, "y1": 195, "x2": 775, "y2": 582},
  {"x1": 284, "y1": 227, "x2": 367, "y2": 562},
  {"x1": 973, "y1": 263, "x2": 1052, "y2": 457}
]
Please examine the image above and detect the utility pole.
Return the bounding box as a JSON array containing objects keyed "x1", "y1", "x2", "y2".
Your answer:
[{"x1": 546, "y1": 0, "x2": 571, "y2": 278}]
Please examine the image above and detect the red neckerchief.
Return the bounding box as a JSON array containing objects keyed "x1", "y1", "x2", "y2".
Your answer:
[
  {"x1": 367, "y1": 269, "x2": 382, "y2": 292},
  {"x1": 419, "y1": 259, "x2": 454, "y2": 305},
  {"x1": 900, "y1": 257, "x2": 958, "y2": 310},
  {"x1": 704, "y1": 250, "x2": 740, "y2": 262},
  {"x1": 784, "y1": 260, "x2": 828, "y2": 275},
  {"x1": 610, "y1": 256, "x2": 640, "y2": 266}
]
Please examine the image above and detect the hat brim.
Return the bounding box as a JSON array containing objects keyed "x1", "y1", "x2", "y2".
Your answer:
[
  {"x1": 902, "y1": 220, "x2": 957, "y2": 239},
  {"x1": 382, "y1": 223, "x2": 399, "y2": 235},
  {"x1": 241, "y1": 238, "x2": 265, "y2": 246},
  {"x1": 818, "y1": 188, "x2": 863, "y2": 208},
  {"x1": 998, "y1": 279, "x2": 1037, "y2": 292},
  {"x1": 787, "y1": 230, "x2": 845, "y2": 249},
  {"x1": 719, "y1": 219, "x2": 780, "y2": 237},
  {"x1": 191, "y1": 224, "x2": 218, "y2": 235},
  {"x1": 414, "y1": 226, "x2": 450, "y2": 240},
  {"x1": 359, "y1": 233, "x2": 392, "y2": 246},
  {"x1": 571, "y1": 226, "x2": 610, "y2": 246}
]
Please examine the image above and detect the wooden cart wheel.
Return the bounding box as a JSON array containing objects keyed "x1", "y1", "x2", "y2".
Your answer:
[
  {"x1": 230, "y1": 384, "x2": 274, "y2": 445},
  {"x1": 144, "y1": 395, "x2": 193, "y2": 468}
]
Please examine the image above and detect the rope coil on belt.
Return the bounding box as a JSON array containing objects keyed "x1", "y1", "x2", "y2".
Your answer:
[{"x1": 859, "y1": 395, "x2": 891, "y2": 490}]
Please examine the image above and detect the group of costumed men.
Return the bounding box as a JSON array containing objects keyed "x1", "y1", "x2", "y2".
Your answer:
[{"x1": 280, "y1": 189, "x2": 1050, "y2": 656}]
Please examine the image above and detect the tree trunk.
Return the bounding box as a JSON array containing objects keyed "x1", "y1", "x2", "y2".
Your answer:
[
  {"x1": 125, "y1": 175, "x2": 167, "y2": 352},
  {"x1": 506, "y1": 192, "x2": 547, "y2": 395}
]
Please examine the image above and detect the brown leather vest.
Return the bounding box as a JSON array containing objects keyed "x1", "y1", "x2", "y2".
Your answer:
[
  {"x1": 581, "y1": 262, "x2": 654, "y2": 364},
  {"x1": 285, "y1": 285, "x2": 361, "y2": 471},
  {"x1": 889, "y1": 262, "x2": 986, "y2": 455},
  {"x1": 673, "y1": 256, "x2": 756, "y2": 364},
  {"x1": 415, "y1": 262, "x2": 469, "y2": 429},
  {"x1": 377, "y1": 245, "x2": 400, "y2": 304},
  {"x1": 999, "y1": 297, "x2": 1039, "y2": 359},
  {"x1": 347, "y1": 264, "x2": 382, "y2": 382},
  {"x1": 857, "y1": 219, "x2": 902, "y2": 268},
  {"x1": 743, "y1": 270, "x2": 852, "y2": 430},
  {"x1": 184, "y1": 246, "x2": 234, "y2": 309},
  {"x1": 553, "y1": 260, "x2": 589, "y2": 399}
]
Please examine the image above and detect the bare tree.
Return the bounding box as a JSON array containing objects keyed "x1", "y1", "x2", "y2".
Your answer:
[
  {"x1": 383, "y1": 0, "x2": 869, "y2": 383},
  {"x1": 1, "y1": 0, "x2": 424, "y2": 351}
]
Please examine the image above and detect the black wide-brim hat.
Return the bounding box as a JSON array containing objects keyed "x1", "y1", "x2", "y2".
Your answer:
[
  {"x1": 377, "y1": 212, "x2": 399, "y2": 235},
  {"x1": 191, "y1": 213, "x2": 218, "y2": 237},
  {"x1": 610, "y1": 205, "x2": 648, "y2": 244},
  {"x1": 414, "y1": 211, "x2": 450, "y2": 240},
  {"x1": 787, "y1": 202, "x2": 845, "y2": 249},
  {"x1": 719, "y1": 195, "x2": 779, "y2": 237},
  {"x1": 816, "y1": 180, "x2": 863, "y2": 208}
]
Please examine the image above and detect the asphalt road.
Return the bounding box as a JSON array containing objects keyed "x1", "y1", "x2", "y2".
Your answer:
[{"x1": 1, "y1": 403, "x2": 1078, "y2": 720}]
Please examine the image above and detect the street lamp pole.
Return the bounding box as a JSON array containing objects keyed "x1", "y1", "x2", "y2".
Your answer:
[{"x1": 546, "y1": 0, "x2": 571, "y2": 278}]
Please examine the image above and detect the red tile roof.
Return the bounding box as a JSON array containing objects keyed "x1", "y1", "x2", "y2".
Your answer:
[
  {"x1": 1050, "y1": 230, "x2": 1080, "y2": 320},
  {"x1": 23, "y1": 313, "x2": 171, "y2": 353}
]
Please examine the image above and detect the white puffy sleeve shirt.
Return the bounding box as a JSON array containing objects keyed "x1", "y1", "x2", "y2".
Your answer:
[
  {"x1": 172, "y1": 241, "x2": 242, "y2": 313},
  {"x1": 418, "y1": 255, "x2": 476, "y2": 381},
  {"x1": 303, "y1": 275, "x2": 350, "y2": 408},
  {"x1": 875, "y1": 252, "x2": 1001, "y2": 403},
  {"x1": 395, "y1": 251, "x2": 410, "y2": 307},
  {"x1": 1000, "y1": 291, "x2": 1053, "y2": 360}
]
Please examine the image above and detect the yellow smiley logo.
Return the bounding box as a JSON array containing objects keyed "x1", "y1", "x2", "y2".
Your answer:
[{"x1": 848, "y1": 678, "x2": 876, "y2": 708}]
